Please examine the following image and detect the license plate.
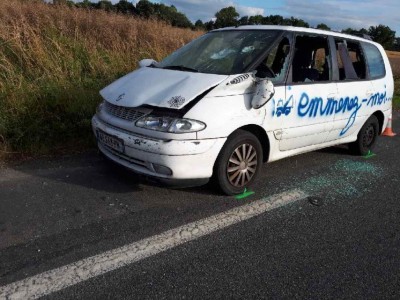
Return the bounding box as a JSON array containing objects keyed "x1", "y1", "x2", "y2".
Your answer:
[{"x1": 97, "y1": 130, "x2": 124, "y2": 153}]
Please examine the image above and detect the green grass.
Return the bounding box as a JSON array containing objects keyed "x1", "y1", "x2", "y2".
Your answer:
[
  {"x1": 394, "y1": 78, "x2": 400, "y2": 110},
  {"x1": 0, "y1": 30, "x2": 120, "y2": 156},
  {"x1": 0, "y1": 0, "x2": 200, "y2": 159},
  {"x1": 394, "y1": 95, "x2": 400, "y2": 110}
]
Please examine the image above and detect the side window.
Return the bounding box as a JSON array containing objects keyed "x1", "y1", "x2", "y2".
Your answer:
[
  {"x1": 335, "y1": 39, "x2": 366, "y2": 80},
  {"x1": 348, "y1": 41, "x2": 367, "y2": 79},
  {"x1": 291, "y1": 35, "x2": 331, "y2": 83},
  {"x1": 362, "y1": 42, "x2": 386, "y2": 79},
  {"x1": 255, "y1": 36, "x2": 291, "y2": 83}
]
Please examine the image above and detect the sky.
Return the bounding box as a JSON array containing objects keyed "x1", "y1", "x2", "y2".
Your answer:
[{"x1": 91, "y1": 0, "x2": 400, "y2": 35}]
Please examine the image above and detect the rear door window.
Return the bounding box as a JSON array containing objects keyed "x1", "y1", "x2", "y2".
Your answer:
[
  {"x1": 334, "y1": 39, "x2": 366, "y2": 80},
  {"x1": 362, "y1": 42, "x2": 386, "y2": 79}
]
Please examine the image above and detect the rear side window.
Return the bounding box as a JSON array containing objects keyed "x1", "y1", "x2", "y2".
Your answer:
[
  {"x1": 334, "y1": 39, "x2": 366, "y2": 80},
  {"x1": 362, "y1": 42, "x2": 386, "y2": 79},
  {"x1": 347, "y1": 41, "x2": 366, "y2": 79}
]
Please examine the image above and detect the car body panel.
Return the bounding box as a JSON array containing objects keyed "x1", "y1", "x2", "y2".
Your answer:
[{"x1": 100, "y1": 67, "x2": 228, "y2": 109}]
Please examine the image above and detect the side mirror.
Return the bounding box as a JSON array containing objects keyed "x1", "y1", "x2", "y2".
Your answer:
[
  {"x1": 251, "y1": 79, "x2": 275, "y2": 109},
  {"x1": 138, "y1": 59, "x2": 158, "y2": 68}
]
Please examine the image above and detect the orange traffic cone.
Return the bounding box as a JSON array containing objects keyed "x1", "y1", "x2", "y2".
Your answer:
[{"x1": 382, "y1": 115, "x2": 396, "y2": 137}]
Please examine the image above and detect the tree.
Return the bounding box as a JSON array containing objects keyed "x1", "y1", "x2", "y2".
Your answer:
[
  {"x1": 75, "y1": 0, "x2": 95, "y2": 9},
  {"x1": 238, "y1": 16, "x2": 249, "y2": 26},
  {"x1": 393, "y1": 37, "x2": 400, "y2": 51},
  {"x1": 342, "y1": 27, "x2": 368, "y2": 36},
  {"x1": 248, "y1": 15, "x2": 264, "y2": 25},
  {"x1": 170, "y1": 12, "x2": 192, "y2": 28},
  {"x1": 368, "y1": 25, "x2": 396, "y2": 49},
  {"x1": 96, "y1": 0, "x2": 114, "y2": 11},
  {"x1": 151, "y1": 3, "x2": 192, "y2": 28},
  {"x1": 53, "y1": 0, "x2": 75, "y2": 6},
  {"x1": 266, "y1": 15, "x2": 284, "y2": 25},
  {"x1": 114, "y1": 0, "x2": 137, "y2": 15},
  {"x1": 214, "y1": 6, "x2": 239, "y2": 28},
  {"x1": 204, "y1": 20, "x2": 215, "y2": 31},
  {"x1": 283, "y1": 17, "x2": 309, "y2": 28},
  {"x1": 195, "y1": 19, "x2": 205, "y2": 29},
  {"x1": 136, "y1": 0, "x2": 154, "y2": 18},
  {"x1": 316, "y1": 23, "x2": 330, "y2": 30}
]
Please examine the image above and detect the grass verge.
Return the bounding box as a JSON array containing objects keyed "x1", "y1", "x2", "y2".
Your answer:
[
  {"x1": 0, "y1": 0, "x2": 201, "y2": 160},
  {"x1": 388, "y1": 51, "x2": 400, "y2": 110},
  {"x1": 393, "y1": 95, "x2": 400, "y2": 110},
  {"x1": 393, "y1": 78, "x2": 400, "y2": 110}
]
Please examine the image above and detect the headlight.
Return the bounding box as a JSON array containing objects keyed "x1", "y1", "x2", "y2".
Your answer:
[
  {"x1": 136, "y1": 115, "x2": 206, "y2": 133},
  {"x1": 96, "y1": 101, "x2": 105, "y2": 114},
  {"x1": 136, "y1": 116, "x2": 174, "y2": 132}
]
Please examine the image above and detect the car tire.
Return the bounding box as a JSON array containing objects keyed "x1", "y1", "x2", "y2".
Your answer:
[
  {"x1": 213, "y1": 130, "x2": 263, "y2": 195},
  {"x1": 349, "y1": 115, "x2": 379, "y2": 156}
]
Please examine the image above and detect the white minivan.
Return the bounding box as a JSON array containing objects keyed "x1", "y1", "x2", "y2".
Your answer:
[{"x1": 92, "y1": 25, "x2": 394, "y2": 195}]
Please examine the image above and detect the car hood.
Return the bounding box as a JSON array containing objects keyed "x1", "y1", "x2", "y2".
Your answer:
[{"x1": 100, "y1": 67, "x2": 229, "y2": 109}]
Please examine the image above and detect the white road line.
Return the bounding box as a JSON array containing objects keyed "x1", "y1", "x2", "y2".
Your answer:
[{"x1": 0, "y1": 189, "x2": 308, "y2": 299}]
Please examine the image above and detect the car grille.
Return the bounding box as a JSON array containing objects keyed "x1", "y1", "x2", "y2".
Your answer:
[{"x1": 104, "y1": 101, "x2": 145, "y2": 122}]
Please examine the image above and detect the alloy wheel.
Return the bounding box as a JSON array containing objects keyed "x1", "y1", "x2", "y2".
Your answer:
[{"x1": 226, "y1": 143, "x2": 258, "y2": 187}]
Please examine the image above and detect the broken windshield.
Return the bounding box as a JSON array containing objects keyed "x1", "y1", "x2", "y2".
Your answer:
[{"x1": 158, "y1": 30, "x2": 281, "y2": 75}]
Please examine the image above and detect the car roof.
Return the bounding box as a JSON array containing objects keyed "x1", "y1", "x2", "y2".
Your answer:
[{"x1": 211, "y1": 25, "x2": 378, "y2": 45}]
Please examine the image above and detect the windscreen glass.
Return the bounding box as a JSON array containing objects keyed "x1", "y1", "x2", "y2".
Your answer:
[{"x1": 158, "y1": 30, "x2": 281, "y2": 75}]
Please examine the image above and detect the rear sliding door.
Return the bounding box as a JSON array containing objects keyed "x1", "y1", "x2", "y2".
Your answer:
[{"x1": 328, "y1": 38, "x2": 374, "y2": 140}]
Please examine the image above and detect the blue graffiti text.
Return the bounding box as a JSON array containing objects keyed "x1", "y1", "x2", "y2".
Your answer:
[{"x1": 298, "y1": 93, "x2": 362, "y2": 136}]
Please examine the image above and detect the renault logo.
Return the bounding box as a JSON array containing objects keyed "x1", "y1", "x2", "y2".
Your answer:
[{"x1": 116, "y1": 93, "x2": 125, "y2": 102}]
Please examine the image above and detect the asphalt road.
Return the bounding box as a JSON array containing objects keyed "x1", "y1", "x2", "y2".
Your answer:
[{"x1": 1, "y1": 112, "x2": 399, "y2": 299}]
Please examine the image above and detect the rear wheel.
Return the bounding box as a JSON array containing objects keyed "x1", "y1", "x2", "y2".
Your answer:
[
  {"x1": 349, "y1": 115, "x2": 379, "y2": 156},
  {"x1": 214, "y1": 130, "x2": 263, "y2": 195}
]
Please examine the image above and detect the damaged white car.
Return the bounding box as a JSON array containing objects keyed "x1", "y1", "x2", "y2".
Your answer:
[{"x1": 92, "y1": 26, "x2": 394, "y2": 195}]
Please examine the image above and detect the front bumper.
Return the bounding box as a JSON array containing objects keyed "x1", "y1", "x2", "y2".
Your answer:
[{"x1": 92, "y1": 115, "x2": 226, "y2": 180}]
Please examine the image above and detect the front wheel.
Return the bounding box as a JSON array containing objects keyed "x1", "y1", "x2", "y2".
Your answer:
[
  {"x1": 349, "y1": 115, "x2": 379, "y2": 156},
  {"x1": 213, "y1": 130, "x2": 263, "y2": 195}
]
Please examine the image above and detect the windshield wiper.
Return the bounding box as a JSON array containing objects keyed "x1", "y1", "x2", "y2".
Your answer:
[{"x1": 162, "y1": 65, "x2": 199, "y2": 73}]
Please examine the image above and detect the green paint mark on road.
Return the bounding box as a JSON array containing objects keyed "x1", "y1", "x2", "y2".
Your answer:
[
  {"x1": 363, "y1": 150, "x2": 376, "y2": 159},
  {"x1": 235, "y1": 188, "x2": 255, "y2": 200}
]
